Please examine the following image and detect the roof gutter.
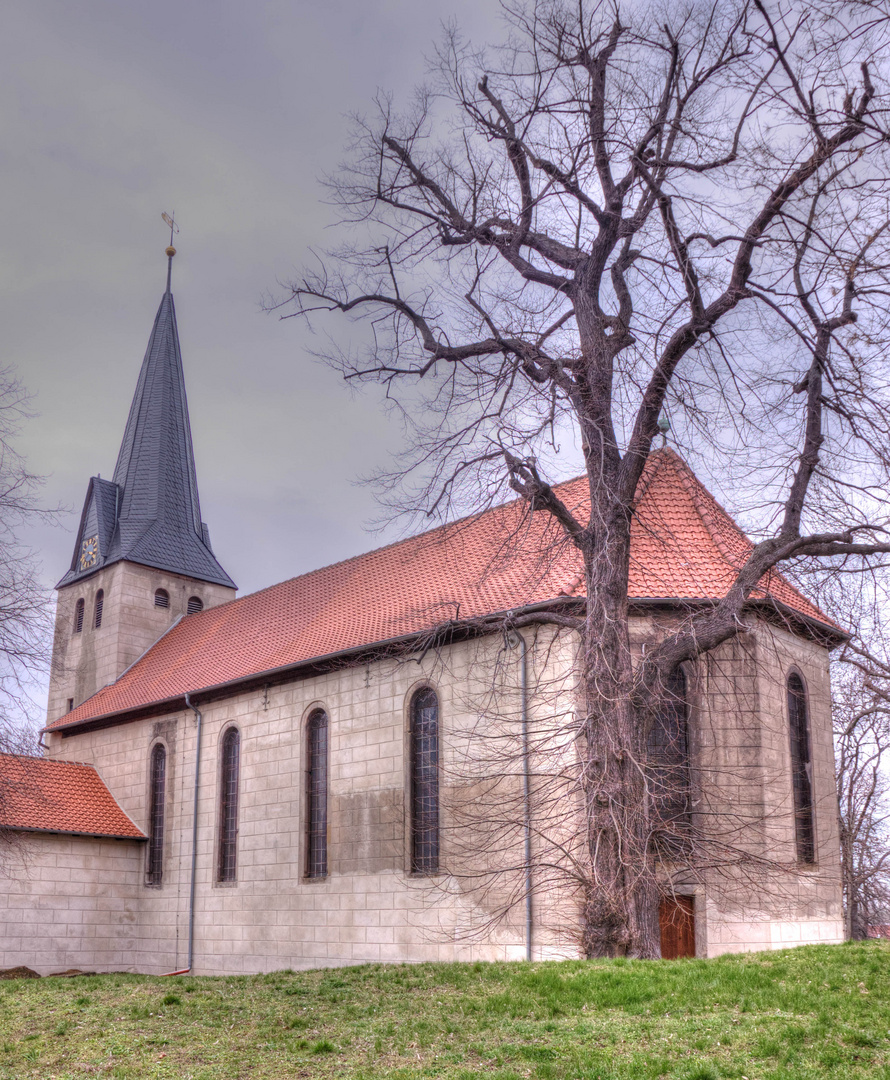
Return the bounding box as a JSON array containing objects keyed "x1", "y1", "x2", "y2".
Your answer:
[
  {"x1": 1, "y1": 825, "x2": 146, "y2": 841},
  {"x1": 627, "y1": 595, "x2": 847, "y2": 645},
  {"x1": 505, "y1": 629, "x2": 532, "y2": 962}
]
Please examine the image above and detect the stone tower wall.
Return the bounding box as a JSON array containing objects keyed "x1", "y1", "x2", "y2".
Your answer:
[{"x1": 47, "y1": 562, "x2": 235, "y2": 723}]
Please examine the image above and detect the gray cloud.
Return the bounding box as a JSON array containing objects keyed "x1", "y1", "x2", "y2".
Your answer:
[{"x1": 1, "y1": 0, "x2": 505, "y2": 714}]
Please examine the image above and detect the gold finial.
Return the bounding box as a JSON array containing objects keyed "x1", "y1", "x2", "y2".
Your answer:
[{"x1": 166, "y1": 246, "x2": 176, "y2": 257}]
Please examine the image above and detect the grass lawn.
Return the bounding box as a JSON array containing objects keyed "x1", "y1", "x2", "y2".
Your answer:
[{"x1": 0, "y1": 941, "x2": 887, "y2": 1079}]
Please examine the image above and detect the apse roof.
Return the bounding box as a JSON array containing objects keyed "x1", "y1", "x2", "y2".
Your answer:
[
  {"x1": 58, "y1": 272, "x2": 235, "y2": 590},
  {"x1": 0, "y1": 754, "x2": 145, "y2": 839},
  {"x1": 47, "y1": 449, "x2": 841, "y2": 734}
]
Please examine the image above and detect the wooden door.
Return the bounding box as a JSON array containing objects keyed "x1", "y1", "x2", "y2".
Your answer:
[{"x1": 659, "y1": 895, "x2": 695, "y2": 958}]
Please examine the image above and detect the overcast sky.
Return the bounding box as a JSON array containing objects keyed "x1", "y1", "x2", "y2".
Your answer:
[{"x1": 2, "y1": 0, "x2": 509, "y2": 711}]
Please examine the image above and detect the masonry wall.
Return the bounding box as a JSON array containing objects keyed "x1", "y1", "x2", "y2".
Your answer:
[
  {"x1": 15, "y1": 616, "x2": 845, "y2": 973},
  {"x1": 47, "y1": 563, "x2": 236, "y2": 722},
  {"x1": 38, "y1": 631, "x2": 579, "y2": 974},
  {"x1": 623, "y1": 614, "x2": 844, "y2": 958},
  {"x1": 0, "y1": 835, "x2": 155, "y2": 974},
  {"x1": 695, "y1": 623, "x2": 844, "y2": 955}
]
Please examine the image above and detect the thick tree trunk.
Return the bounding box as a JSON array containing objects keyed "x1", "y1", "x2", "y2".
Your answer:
[{"x1": 577, "y1": 494, "x2": 661, "y2": 959}]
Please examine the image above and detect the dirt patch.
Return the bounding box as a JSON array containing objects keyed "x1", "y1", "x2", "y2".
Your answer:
[{"x1": 0, "y1": 966, "x2": 41, "y2": 980}]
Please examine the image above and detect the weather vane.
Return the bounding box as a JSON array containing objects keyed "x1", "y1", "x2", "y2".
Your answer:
[
  {"x1": 162, "y1": 211, "x2": 179, "y2": 247},
  {"x1": 162, "y1": 212, "x2": 179, "y2": 292}
]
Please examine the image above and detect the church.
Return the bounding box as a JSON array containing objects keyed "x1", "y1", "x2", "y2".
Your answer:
[{"x1": 0, "y1": 250, "x2": 845, "y2": 974}]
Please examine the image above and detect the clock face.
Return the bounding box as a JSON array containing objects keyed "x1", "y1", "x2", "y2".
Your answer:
[{"x1": 80, "y1": 535, "x2": 99, "y2": 570}]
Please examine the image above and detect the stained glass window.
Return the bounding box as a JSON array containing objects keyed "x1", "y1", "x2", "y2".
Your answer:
[
  {"x1": 306, "y1": 709, "x2": 329, "y2": 878},
  {"x1": 410, "y1": 688, "x2": 440, "y2": 873},
  {"x1": 146, "y1": 744, "x2": 166, "y2": 885},
  {"x1": 788, "y1": 674, "x2": 816, "y2": 863},
  {"x1": 218, "y1": 728, "x2": 241, "y2": 882},
  {"x1": 649, "y1": 667, "x2": 691, "y2": 852}
]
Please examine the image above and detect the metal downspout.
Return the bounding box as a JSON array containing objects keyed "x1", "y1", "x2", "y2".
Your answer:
[
  {"x1": 508, "y1": 631, "x2": 533, "y2": 961},
  {"x1": 184, "y1": 692, "x2": 202, "y2": 974}
]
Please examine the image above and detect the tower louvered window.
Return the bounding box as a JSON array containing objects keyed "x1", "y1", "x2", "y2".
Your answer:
[
  {"x1": 73, "y1": 598, "x2": 85, "y2": 634},
  {"x1": 187, "y1": 596, "x2": 203, "y2": 615},
  {"x1": 648, "y1": 667, "x2": 691, "y2": 854},
  {"x1": 218, "y1": 728, "x2": 241, "y2": 882},
  {"x1": 306, "y1": 709, "x2": 329, "y2": 878},
  {"x1": 146, "y1": 744, "x2": 166, "y2": 885},
  {"x1": 154, "y1": 588, "x2": 169, "y2": 609},
  {"x1": 93, "y1": 589, "x2": 104, "y2": 629},
  {"x1": 788, "y1": 673, "x2": 816, "y2": 864},
  {"x1": 410, "y1": 688, "x2": 440, "y2": 874}
]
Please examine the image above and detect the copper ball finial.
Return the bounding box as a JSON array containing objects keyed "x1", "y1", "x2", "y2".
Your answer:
[{"x1": 166, "y1": 246, "x2": 176, "y2": 257}]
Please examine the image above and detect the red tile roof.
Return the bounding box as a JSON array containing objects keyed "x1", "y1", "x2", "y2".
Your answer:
[
  {"x1": 0, "y1": 754, "x2": 145, "y2": 839},
  {"x1": 48, "y1": 449, "x2": 839, "y2": 732}
]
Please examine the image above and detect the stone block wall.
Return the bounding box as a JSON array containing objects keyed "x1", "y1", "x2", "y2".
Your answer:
[
  {"x1": 699, "y1": 623, "x2": 844, "y2": 955},
  {"x1": 13, "y1": 615, "x2": 844, "y2": 973},
  {"x1": 0, "y1": 835, "x2": 159, "y2": 974},
  {"x1": 38, "y1": 631, "x2": 577, "y2": 974}
]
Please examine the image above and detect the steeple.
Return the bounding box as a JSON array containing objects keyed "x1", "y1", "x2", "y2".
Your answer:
[{"x1": 58, "y1": 249, "x2": 235, "y2": 590}]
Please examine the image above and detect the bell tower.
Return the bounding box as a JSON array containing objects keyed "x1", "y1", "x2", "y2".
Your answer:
[{"x1": 47, "y1": 245, "x2": 237, "y2": 722}]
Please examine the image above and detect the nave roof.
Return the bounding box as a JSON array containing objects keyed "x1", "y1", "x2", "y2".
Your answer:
[{"x1": 47, "y1": 449, "x2": 839, "y2": 733}]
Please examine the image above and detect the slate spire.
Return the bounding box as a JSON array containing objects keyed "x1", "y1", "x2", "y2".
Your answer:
[{"x1": 59, "y1": 250, "x2": 235, "y2": 589}]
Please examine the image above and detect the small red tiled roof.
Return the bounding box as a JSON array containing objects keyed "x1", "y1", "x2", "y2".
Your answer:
[
  {"x1": 0, "y1": 754, "x2": 145, "y2": 839},
  {"x1": 48, "y1": 449, "x2": 838, "y2": 732}
]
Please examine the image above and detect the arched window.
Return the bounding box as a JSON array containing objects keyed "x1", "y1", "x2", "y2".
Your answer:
[
  {"x1": 73, "y1": 598, "x2": 85, "y2": 634},
  {"x1": 93, "y1": 589, "x2": 104, "y2": 629},
  {"x1": 146, "y1": 744, "x2": 166, "y2": 885},
  {"x1": 187, "y1": 596, "x2": 203, "y2": 615},
  {"x1": 649, "y1": 667, "x2": 691, "y2": 852},
  {"x1": 154, "y1": 588, "x2": 170, "y2": 609},
  {"x1": 305, "y1": 709, "x2": 329, "y2": 878},
  {"x1": 218, "y1": 728, "x2": 241, "y2": 882},
  {"x1": 787, "y1": 673, "x2": 816, "y2": 864},
  {"x1": 410, "y1": 687, "x2": 440, "y2": 873}
]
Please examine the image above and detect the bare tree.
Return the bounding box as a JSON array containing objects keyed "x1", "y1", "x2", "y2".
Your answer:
[
  {"x1": 280, "y1": 0, "x2": 890, "y2": 956},
  {"x1": 833, "y1": 666, "x2": 890, "y2": 938},
  {"x1": 828, "y1": 590, "x2": 890, "y2": 940},
  {"x1": 0, "y1": 368, "x2": 53, "y2": 754}
]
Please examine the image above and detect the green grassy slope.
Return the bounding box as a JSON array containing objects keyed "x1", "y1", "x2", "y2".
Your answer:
[{"x1": 0, "y1": 942, "x2": 887, "y2": 1079}]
